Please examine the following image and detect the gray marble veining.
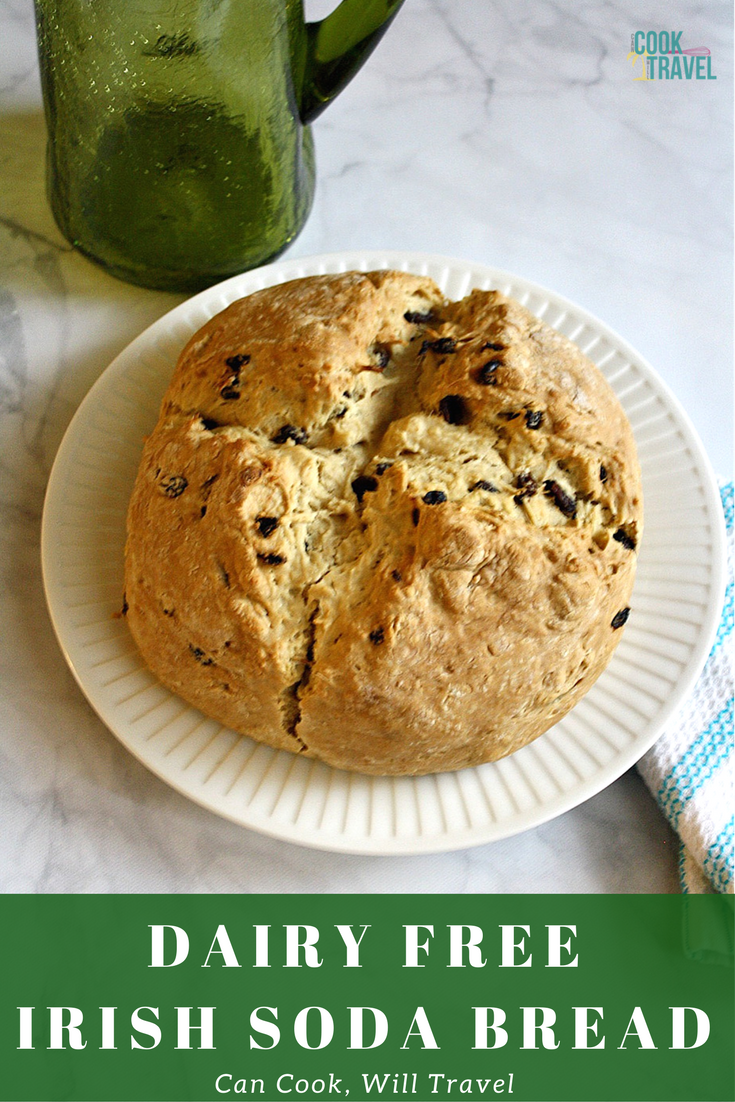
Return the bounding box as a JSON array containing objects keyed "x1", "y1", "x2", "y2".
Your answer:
[{"x1": 0, "y1": 0, "x2": 731, "y2": 893}]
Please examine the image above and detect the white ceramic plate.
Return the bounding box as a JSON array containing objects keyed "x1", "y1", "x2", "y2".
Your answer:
[{"x1": 41, "y1": 251, "x2": 727, "y2": 854}]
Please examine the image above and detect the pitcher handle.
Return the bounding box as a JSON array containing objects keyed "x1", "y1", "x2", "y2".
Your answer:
[{"x1": 300, "y1": 0, "x2": 405, "y2": 123}]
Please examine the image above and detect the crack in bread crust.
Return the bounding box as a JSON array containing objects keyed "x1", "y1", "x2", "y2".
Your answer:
[{"x1": 124, "y1": 272, "x2": 643, "y2": 775}]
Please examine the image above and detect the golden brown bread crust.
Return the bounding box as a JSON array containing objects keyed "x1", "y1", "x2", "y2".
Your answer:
[{"x1": 124, "y1": 270, "x2": 642, "y2": 775}]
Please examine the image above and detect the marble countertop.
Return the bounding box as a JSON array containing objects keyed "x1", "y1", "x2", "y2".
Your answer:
[{"x1": 1, "y1": 0, "x2": 731, "y2": 893}]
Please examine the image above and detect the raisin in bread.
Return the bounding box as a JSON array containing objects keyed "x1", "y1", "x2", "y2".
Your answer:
[{"x1": 124, "y1": 270, "x2": 642, "y2": 775}]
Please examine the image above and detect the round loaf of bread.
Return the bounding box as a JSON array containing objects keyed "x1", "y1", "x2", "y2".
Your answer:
[{"x1": 124, "y1": 270, "x2": 642, "y2": 775}]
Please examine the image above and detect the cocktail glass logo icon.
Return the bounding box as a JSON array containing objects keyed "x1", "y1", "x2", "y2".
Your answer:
[{"x1": 628, "y1": 31, "x2": 715, "y2": 80}]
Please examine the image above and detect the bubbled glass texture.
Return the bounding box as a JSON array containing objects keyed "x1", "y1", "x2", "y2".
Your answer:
[{"x1": 35, "y1": 0, "x2": 315, "y2": 291}]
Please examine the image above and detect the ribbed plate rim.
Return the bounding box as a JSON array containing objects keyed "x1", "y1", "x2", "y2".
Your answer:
[{"x1": 41, "y1": 250, "x2": 727, "y2": 855}]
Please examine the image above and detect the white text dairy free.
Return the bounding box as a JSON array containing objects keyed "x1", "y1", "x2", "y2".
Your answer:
[{"x1": 148, "y1": 923, "x2": 580, "y2": 969}]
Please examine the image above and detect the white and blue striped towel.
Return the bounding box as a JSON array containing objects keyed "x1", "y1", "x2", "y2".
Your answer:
[{"x1": 637, "y1": 483, "x2": 734, "y2": 894}]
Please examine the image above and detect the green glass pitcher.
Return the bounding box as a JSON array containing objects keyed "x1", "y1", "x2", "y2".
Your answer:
[{"x1": 34, "y1": 0, "x2": 404, "y2": 292}]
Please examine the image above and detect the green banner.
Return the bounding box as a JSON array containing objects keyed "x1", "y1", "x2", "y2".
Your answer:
[{"x1": 1, "y1": 895, "x2": 732, "y2": 1102}]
